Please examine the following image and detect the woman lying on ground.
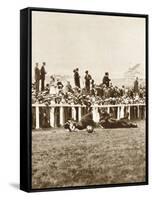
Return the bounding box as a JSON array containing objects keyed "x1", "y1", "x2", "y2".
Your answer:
[{"x1": 64, "y1": 112, "x2": 95, "y2": 132}]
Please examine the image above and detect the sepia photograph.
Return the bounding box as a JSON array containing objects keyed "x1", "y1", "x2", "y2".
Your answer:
[{"x1": 31, "y1": 9, "x2": 148, "y2": 190}]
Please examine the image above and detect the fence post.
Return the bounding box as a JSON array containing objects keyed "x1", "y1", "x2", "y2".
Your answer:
[
  {"x1": 33, "y1": 103, "x2": 145, "y2": 129},
  {"x1": 137, "y1": 105, "x2": 140, "y2": 119},
  {"x1": 92, "y1": 106, "x2": 95, "y2": 122},
  {"x1": 117, "y1": 106, "x2": 120, "y2": 120},
  {"x1": 78, "y1": 106, "x2": 82, "y2": 121},
  {"x1": 60, "y1": 106, "x2": 64, "y2": 126},
  {"x1": 128, "y1": 106, "x2": 131, "y2": 120},
  {"x1": 92, "y1": 106, "x2": 100, "y2": 122},
  {"x1": 50, "y1": 107, "x2": 55, "y2": 127},
  {"x1": 107, "y1": 106, "x2": 110, "y2": 114},
  {"x1": 120, "y1": 105, "x2": 124, "y2": 119},
  {"x1": 35, "y1": 105, "x2": 40, "y2": 129},
  {"x1": 72, "y1": 106, "x2": 76, "y2": 120}
]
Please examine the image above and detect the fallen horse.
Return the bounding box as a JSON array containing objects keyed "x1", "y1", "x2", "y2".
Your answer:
[
  {"x1": 64, "y1": 111, "x2": 137, "y2": 132},
  {"x1": 99, "y1": 111, "x2": 138, "y2": 129}
]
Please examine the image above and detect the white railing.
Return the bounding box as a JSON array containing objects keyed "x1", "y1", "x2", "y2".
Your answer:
[{"x1": 32, "y1": 103, "x2": 146, "y2": 129}]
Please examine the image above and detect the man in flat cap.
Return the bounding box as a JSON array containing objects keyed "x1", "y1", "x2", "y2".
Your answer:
[
  {"x1": 34, "y1": 62, "x2": 40, "y2": 93},
  {"x1": 40, "y1": 62, "x2": 47, "y2": 91}
]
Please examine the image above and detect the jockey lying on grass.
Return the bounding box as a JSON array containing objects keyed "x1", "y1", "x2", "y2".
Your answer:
[{"x1": 64, "y1": 112, "x2": 95, "y2": 132}]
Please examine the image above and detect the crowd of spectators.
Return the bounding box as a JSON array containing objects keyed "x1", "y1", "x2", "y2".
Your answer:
[{"x1": 32, "y1": 70, "x2": 145, "y2": 106}]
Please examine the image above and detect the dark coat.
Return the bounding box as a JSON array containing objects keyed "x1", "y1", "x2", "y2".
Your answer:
[
  {"x1": 103, "y1": 76, "x2": 111, "y2": 87},
  {"x1": 85, "y1": 74, "x2": 91, "y2": 84},
  {"x1": 40, "y1": 66, "x2": 46, "y2": 80},
  {"x1": 74, "y1": 71, "x2": 80, "y2": 88},
  {"x1": 35, "y1": 67, "x2": 40, "y2": 81},
  {"x1": 85, "y1": 74, "x2": 92, "y2": 91},
  {"x1": 134, "y1": 80, "x2": 139, "y2": 93}
]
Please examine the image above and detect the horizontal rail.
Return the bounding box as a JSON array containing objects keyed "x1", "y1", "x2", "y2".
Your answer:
[
  {"x1": 32, "y1": 103, "x2": 146, "y2": 129},
  {"x1": 32, "y1": 103, "x2": 145, "y2": 108}
]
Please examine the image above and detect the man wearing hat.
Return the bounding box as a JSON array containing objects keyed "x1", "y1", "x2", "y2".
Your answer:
[
  {"x1": 102, "y1": 72, "x2": 111, "y2": 87},
  {"x1": 34, "y1": 62, "x2": 40, "y2": 92},
  {"x1": 73, "y1": 68, "x2": 80, "y2": 88},
  {"x1": 40, "y1": 62, "x2": 47, "y2": 91},
  {"x1": 84, "y1": 70, "x2": 92, "y2": 92}
]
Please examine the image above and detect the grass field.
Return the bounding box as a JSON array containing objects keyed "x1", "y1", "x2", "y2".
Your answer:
[{"x1": 32, "y1": 121, "x2": 146, "y2": 189}]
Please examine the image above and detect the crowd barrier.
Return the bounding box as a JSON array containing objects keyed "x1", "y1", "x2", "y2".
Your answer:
[{"x1": 32, "y1": 103, "x2": 146, "y2": 129}]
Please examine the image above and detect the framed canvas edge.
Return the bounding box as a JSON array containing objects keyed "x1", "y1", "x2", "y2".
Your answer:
[
  {"x1": 20, "y1": 8, "x2": 31, "y2": 192},
  {"x1": 20, "y1": 7, "x2": 149, "y2": 192}
]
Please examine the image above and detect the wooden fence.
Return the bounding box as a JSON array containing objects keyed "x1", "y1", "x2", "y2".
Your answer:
[{"x1": 32, "y1": 103, "x2": 145, "y2": 129}]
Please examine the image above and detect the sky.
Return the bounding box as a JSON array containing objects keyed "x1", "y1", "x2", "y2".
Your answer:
[{"x1": 32, "y1": 11, "x2": 145, "y2": 85}]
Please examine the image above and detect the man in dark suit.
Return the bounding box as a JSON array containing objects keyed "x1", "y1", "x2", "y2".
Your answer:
[
  {"x1": 40, "y1": 62, "x2": 46, "y2": 91},
  {"x1": 84, "y1": 70, "x2": 92, "y2": 92},
  {"x1": 34, "y1": 62, "x2": 40, "y2": 92},
  {"x1": 74, "y1": 68, "x2": 80, "y2": 88},
  {"x1": 102, "y1": 72, "x2": 111, "y2": 87}
]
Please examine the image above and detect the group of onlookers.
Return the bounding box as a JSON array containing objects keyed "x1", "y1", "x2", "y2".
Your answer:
[
  {"x1": 33, "y1": 63, "x2": 145, "y2": 106},
  {"x1": 73, "y1": 68, "x2": 111, "y2": 92},
  {"x1": 34, "y1": 62, "x2": 46, "y2": 92}
]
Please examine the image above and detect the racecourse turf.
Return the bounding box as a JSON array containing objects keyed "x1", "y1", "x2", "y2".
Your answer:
[{"x1": 32, "y1": 120, "x2": 146, "y2": 189}]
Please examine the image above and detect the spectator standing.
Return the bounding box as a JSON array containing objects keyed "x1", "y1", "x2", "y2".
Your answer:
[
  {"x1": 74, "y1": 68, "x2": 80, "y2": 88},
  {"x1": 102, "y1": 72, "x2": 111, "y2": 87},
  {"x1": 84, "y1": 70, "x2": 92, "y2": 92},
  {"x1": 40, "y1": 62, "x2": 46, "y2": 91},
  {"x1": 34, "y1": 62, "x2": 40, "y2": 92},
  {"x1": 134, "y1": 77, "x2": 139, "y2": 95}
]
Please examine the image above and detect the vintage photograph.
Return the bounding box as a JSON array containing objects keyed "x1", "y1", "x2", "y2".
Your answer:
[{"x1": 31, "y1": 10, "x2": 147, "y2": 189}]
